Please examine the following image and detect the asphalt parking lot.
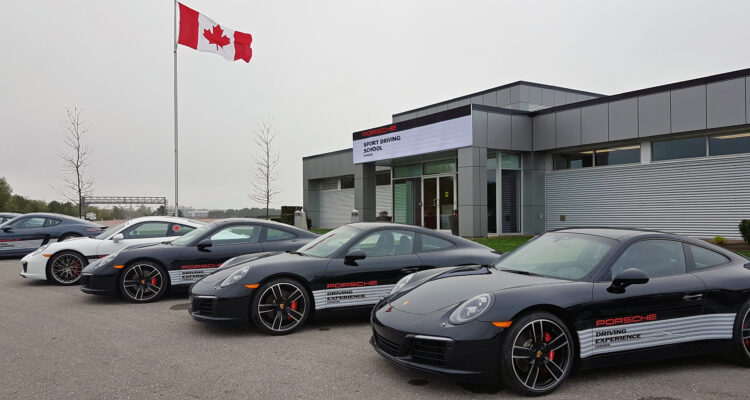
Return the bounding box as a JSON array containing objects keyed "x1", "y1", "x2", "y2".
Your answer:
[{"x1": 1, "y1": 258, "x2": 749, "y2": 400}]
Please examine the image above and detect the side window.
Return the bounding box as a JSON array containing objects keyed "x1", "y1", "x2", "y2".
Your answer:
[
  {"x1": 265, "y1": 228, "x2": 295, "y2": 242},
  {"x1": 44, "y1": 218, "x2": 62, "y2": 227},
  {"x1": 123, "y1": 222, "x2": 170, "y2": 239},
  {"x1": 688, "y1": 244, "x2": 729, "y2": 270},
  {"x1": 169, "y1": 224, "x2": 195, "y2": 236},
  {"x1": 12, "y1": 217, "x2": 46, "y2": 229},
  {"x1": 609, "y1": 240, "x2": 686, "y2": 279},
  {"x1": 420, "y1": 234, "x2": 455, "y2": 252},
  {"x1": 210, "y1": 225, "x2": 259, "y2": 245},
  {"x1": 350, "y1": 230, "x2": 415, "y2": 257}
]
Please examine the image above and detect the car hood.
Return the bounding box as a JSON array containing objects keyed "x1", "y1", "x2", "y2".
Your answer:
[
  {"x1": 391, "y1": 267, "x2": 566, "y2": 314},
  {"x1": 197, "y1": 252, "x2": 323, "y2": 285}
]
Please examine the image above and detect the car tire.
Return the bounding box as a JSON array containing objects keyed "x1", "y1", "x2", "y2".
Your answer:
[
  {"x1": 497, "y1": 311, "x2": 574, "y2": 397},
  {"x1": 58, "y1": 233, "x2": 82, "y2": 242},
  {"x1": 250, "y1": 278, "x2": 311, "y2": 336},
  {"x1": 118, "y1": 261, "x2": 168, "y2": 303},
  {"x1": 47, "y1": 251, "x2": 88, "y2": 285},
  {"x1": 731, "y1": 300, "x2": 750, "y2": 366}
]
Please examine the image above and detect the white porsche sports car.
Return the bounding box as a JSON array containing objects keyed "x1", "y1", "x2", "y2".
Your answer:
[{"x1": 20, "y1": 216, "x2": 204, "y2": 285}]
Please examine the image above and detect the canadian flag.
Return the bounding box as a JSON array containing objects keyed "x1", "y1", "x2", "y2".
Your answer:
[{"x1": 177, "y1": 3, "x2": 253, "y2": 63}]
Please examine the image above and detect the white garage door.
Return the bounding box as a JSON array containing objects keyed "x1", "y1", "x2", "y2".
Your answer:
[
  {"x1": 545, "y1": 154, "x2": 750, "y2": 239},
  {"x1": 319, "y1": 189, "x2": 354, "y2": 229}
]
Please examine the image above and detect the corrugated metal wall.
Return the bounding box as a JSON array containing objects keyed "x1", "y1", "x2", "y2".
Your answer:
[
  {"x1": 545, "y1": 155, "x2": 750, "y2": 239},
  {"x1": 319, "y1": 189, "x2": 354, "y2": 229}
]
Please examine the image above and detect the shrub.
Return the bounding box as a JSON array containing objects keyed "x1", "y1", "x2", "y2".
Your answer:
[
  {"x1": 714, "y1": 235, "x2": 726, "y2": 245},
  {"x1": 740, "y1": 220, "x2": 750, "y2": 245}
]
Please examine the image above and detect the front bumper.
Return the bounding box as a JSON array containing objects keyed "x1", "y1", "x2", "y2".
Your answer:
[
  {"x1": 80, "y1": 272, "x2": 119, "y2": 296},
  {"x1": 370, "y1": 302, "x2": 504, "y2": 384},
  {"x1": 19, "y1": 254, "x2": 46, "y2": 280},
  {"x1": 188, "y1": 284, "x2": 254, "y2": 325}
]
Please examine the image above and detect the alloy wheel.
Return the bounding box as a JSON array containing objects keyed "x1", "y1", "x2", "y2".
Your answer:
[
  {"x1": 122, "y1": 263, "x2": 164, "y2": 302},
  {"x1": 511, "y1": 319, "x2": 572, "y2": 392},
  {"x1": 256, "y1": 283, "x2": 307, "y2": 332},
  {"x1": 743, "y1": 309, "x2": 750, "y2": 356},
  {"x1": 50, "y1": 253, "x2": 85, "y2": 284}
]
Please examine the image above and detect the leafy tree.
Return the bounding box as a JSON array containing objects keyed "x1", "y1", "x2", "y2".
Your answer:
[{"x1": 0, "y1": 177, "x2": 11, "y2": 210}]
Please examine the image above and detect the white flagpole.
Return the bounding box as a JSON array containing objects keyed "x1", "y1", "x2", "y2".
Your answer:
[{"x1": 173, "y1": 0, "x2": 179, "y2": 217}]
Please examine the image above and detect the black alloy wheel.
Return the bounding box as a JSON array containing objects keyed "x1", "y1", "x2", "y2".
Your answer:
[
  {"x1": 119, "y1": 262, "x2": 167, "y2": 303},
  {"x1": 48, "y1": 251, "x2": 88, "y2": 285},
  {"x1": 732, "y1": 300, "x2": 750, "y2": 366},
  {"x1": 251, "y1": 278, "x2": 311, "y2": 335},
  {"x1": 499, "y1": 312, "x2": 573, "y2": 396}
]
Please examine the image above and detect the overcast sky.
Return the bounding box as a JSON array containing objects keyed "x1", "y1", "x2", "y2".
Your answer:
[{"x1": 2, "y1": 0, "x2": 750, "y2": 210}]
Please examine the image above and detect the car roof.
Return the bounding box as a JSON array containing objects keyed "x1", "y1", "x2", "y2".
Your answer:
[
  {"x1": 207, "y1": 218, "x2": 317, "y2": 234},
  {"x1": 550, "y1": 227, "x2": 692, "y2": 241},
  {"x1": 124, "y1": 216, "x2": 204, "y2": 225},
  {"x1": 346, "y1": 222, "x2": 485, "y2": 247}
]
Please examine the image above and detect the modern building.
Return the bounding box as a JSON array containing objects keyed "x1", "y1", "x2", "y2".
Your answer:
[{"x1": 303, "y1": 68, "x2": 750, "y2": 239}]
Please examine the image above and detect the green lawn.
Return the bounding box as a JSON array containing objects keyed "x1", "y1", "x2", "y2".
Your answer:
[
  {"x1": 737, "y1": 250, "x2": 750, "y2": 258},
  {"x1": 471, "y1": 236, "x2": 533, "y2": 253}
]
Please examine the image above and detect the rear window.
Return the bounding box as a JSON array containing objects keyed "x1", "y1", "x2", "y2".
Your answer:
[
  {"x1": 420, "y1": 234, "x2": 455, "y2": 252},
  {"x1": 688, "y1": 244, "x2": 729, "y2": 270}
]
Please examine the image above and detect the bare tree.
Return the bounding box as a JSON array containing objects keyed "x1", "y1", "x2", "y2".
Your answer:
[
  {"x1": 55, "y1": 107, "x2": 94, "y2": 218},
  {"x1": 249, "y1": 119, "x2": 281, "y2": 219}
]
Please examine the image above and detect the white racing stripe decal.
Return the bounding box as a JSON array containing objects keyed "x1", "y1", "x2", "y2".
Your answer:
[
  {"x1": 578, "y1": 313, "x2": 736, "y2": 358},
  {"x1": 313, "y1": 285, "x2": 395, "y2": 310},
  {"x1": 168, "y1": 268, "x2": 218, "y2": 285}
]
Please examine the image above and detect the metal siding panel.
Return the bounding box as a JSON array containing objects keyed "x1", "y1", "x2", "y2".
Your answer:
[
  {"x1": 497, "y1": 89, "x2": 511, "y2": 106},
  {"x1": 747, "y1": 76, "x2": 750, "y2": 124},
  {"x1": 530, "y1": 86, "x2": 542, "y2": 105},
  {"x1": 483, "y1": 91, "x2": 497, "y2": 107},
  {"x1": 545, "y1": 155, "x2": 750, "y2": 239},
  {"x1": 511, "y1": 115, "x2": 533, "y2": 151},
  {"x1": 565, "y1": 92, "x2": 578, "y2": 104},
  {"x1": 707, "y1": 78, "x2": 746, "y2": 129},
  {"x1": 472, "y1": 111, "x2": 488, "y2": 147},
  {"x1": 553, "y1": 91, "x2": 566, "y2": 106},
  {"x1": 609, "y1": 98, "x2": 638, "y2": 141},
  {"x1": 581, "y1": 103, "x2": 608, "y2": 145},
  {"x1": 555, "y1": 109, "x2": 582, "y2": 148},
  {"x1": 542, "y1": 89, "x2": 554, "y2": 106},
  {"x1": 520, "y1": 85, "x2": 530, "y2": 103},
  {"x1": 319, "y1": 189, "x2": 355, "y2": 228},
  {"x1": 510, "y1": 85, "x2": 521, "y2": 103},
  {"x1": 671, "y1": 85, "x2": 707, "y2": 133},
  {"x1": 638, "y1": 92, "x2": 671, "y2": 137},
  {"x1": 533, "y1": 113, "x2": 556, "y2": 151},
  {"x1": 487, "y1": 112, "x2": 512, "y2": 149}
]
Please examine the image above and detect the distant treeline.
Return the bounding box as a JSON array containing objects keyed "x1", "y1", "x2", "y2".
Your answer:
[{"x1": 207, "y1": 208, "x2": 281, "y2": 218}]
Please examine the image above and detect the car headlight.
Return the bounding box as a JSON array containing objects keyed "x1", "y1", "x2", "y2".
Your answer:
[
  {"x1": 30, "y1": 244, "x2": 50, "y2": 256},
  {"x1": 220, "y1": 266, "x2": 250, "y2": 287},
  {"x1": 449, "y1": 293, "x2": 493, "y2": 324},
  {"x1": 389, "y1": 273, "x2": 415, "y2": 295},
  {"x1": 98, "y1": 252, "x2": 119, "y2": 267}
]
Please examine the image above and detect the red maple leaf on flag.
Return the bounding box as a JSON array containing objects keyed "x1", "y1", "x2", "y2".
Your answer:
[{"x1": 203, "y1": 25, "x2": 231, "y2": 50}]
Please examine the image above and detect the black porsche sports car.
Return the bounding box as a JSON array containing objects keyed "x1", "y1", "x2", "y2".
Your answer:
[
  {"x1": 371, "y1": 228, "x2": 750, "y2": 396},
  {"x1": 188, "y1": 223, "x2": 501, "y2": 335},
  {"x1": 0, "y1": 212, "x2": 105, "y2": 257},
  {"x1": 80, "y1": 219, "x2": 317, "y2": 303}
]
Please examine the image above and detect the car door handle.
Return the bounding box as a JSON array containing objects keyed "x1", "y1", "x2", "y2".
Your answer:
[
  {"x1": 682, "y1": 293, "x2": 703, "y2": 301},
  {"x1": 401, "y1": 267, "x2": 420, "y2": 274}
]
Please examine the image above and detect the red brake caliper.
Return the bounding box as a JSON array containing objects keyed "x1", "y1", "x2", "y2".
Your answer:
[
  {"x1": 545, "y1": 332, "x2": 555, "y2": 362},
  {"x1": 72, "y1": 262, "x2": 79, "y2": 277},
  {"x1": 151, "y1": 277, "x2": 158, "y2": 286},
  {"x1": 287, "y1": 301, "x2": 298, "y2": 321}
]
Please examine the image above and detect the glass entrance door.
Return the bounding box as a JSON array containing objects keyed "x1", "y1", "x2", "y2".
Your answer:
[
  {"x1": 422, "y1": 175, "x2": 455, "y2": 230},
  {"x1": 393, "y1": 178, "x2": 421, "y2": 226}
]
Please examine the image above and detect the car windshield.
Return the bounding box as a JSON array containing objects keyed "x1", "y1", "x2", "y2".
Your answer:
[
  {"x1": 494, "y1": 232, "x2": 617, "y2": 280},
  {"x1": 96, "y1": 223, "x2": 127, "y2": 240},
  {"x1": 170, "y1": 223, "x2": 213, "y2": 246},
  {"x1": 296, "y1": 226, "x2": 360, "y2": 258}
]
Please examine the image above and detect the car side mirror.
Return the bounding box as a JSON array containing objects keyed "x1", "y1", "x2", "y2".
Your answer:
[
  {"x1": 3, "y1": 227, "x2": 12, "y2": 232},
  {"x1": 344, "y1": 249, "x2": 366, "y2": 265},
  {"x1": 608, "y1": 268, "x2": 649, "y2": 294},
  {"x1": 197, "y1": 239, "x2": 213, "y2": 252},
  {"x1": 111, "y1": 233, "x2": 124, "y2": 243}
]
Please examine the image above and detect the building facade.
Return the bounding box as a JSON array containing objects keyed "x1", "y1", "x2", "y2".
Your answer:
[{"x1": 303, "y1": 68, "x2": 750, "y2": 239}]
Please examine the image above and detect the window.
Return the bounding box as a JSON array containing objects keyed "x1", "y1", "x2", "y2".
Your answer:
[
  {"x1": 501, "y1": 153, "x2": 521, "y2": 169},
  {"x1": 652, "y1": 137, "x2": 705, "y2": 161},
  {"x1": 609, "y1": 240, "x2": 686, "y2": 279},
  {"x1": 169, "y1": 224, "x2": 195, "y2": 236},
  {"x1": 554, "y1": 152, "x2": 593, "y2": 170},
  {"x1": 376, "y1": 172, "x2": 391, "y2": 186},
  {"x1": 423, "y1": 160, "x2": 457, "y2": 175},
  {"x1": 321, "y1": 179, "x2": 339, "y2": 191},
  {"x1": 709, "y1": 132, "x2": 750, "y2": 156},
  {"x1": 44, "y1": 218, "x2": 62, "y2": 227},
  {"x1": 350, "y1": 230, "x2": 415, "y2": 257},
  {"x1": 123, "y1": 222, "x2": 170, "y2": 239},
  {"x1": 420, "y1": 234, "x2": 455, "y2": 252},
  {"x1": 688, "y1": 244, "x2": 729, "y2": 270},
  {"x1": 265, "y1": 228, "x2": 294, "y2": 241},
  {"x1": 210, "y1": 225, "x2": 259, "y2": 245},
  {"x1": 297, "y1": 226, "x2": 360, "y2": 258},
  {"x1": 594, "y1": 145, "x2": 640, "y2": 166},
  {"x1": 340, "y1": 177, "x2": 354, "y2": 189},
  {"x1": 11, "y1": 217, "x2": 46, "y2": 229},
  {"x1": 393, "y1": 164, "x2": 421, "y2": 179}
]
